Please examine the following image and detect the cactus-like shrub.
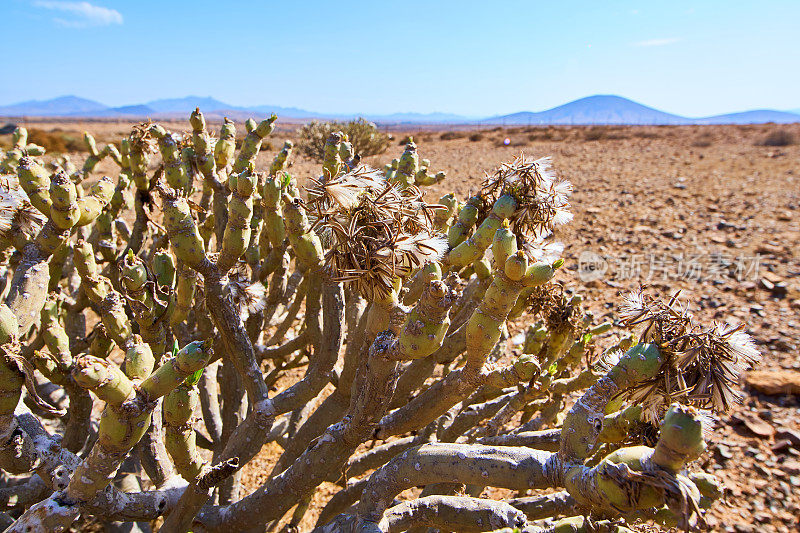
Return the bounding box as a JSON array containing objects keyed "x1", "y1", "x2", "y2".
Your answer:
[{"x1": 0, "y1": 115, "x2": 759, "y2": 533}]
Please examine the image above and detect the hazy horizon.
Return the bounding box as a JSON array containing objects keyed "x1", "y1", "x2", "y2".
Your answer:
[{"x1": 2, "y1": 1, "x2": 798, "y2": 116}]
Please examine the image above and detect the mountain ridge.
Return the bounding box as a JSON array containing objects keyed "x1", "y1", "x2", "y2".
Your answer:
[{"x1": 1, "y1": 94, "x2": 798, "y2": 125}]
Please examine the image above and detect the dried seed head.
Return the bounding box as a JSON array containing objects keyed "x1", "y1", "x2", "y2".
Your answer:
[
  {"x1": 595, "y1": 348, "x2": 623, "y2": 374},
  {"x1": 128, "y1": 121, "x2": 158, "y2": 152},
  {"x1": 306, "y1": 165, "x2": 386, "y2": 211},
  {"x1": 306, "y1": 165, "x2": 446, "y2": 300},
  {"x1": 527, "y1": 284, "x2": 582, "y2": 336},
  {"x1": 618, "y1": 289, "x2": 760, "y2": 421},
  {"x1": 523, "y1": 237, "x2": 565, "y2": 264},
  {"x1": 226, "y1": 265, "x2": 267, "y2": 320},
  {"x1": 0, "y1": 175, "x2": 46, "y2": 239},
  {"x1": 481, "y1": 154, "x2": 572, "y2": 237}
]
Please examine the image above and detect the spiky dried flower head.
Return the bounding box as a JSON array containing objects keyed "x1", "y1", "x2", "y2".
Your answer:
[
  {"x1": 618, "y1": 289, "x2": 760, "y2": 421},
  {"x1": 528, "y1": 283, "x2": 583, "y2": 336},
  {"x1": 0, "y1": 175, "x2": 46, "y2": 240},
  {"x1": 226, "y1": 264, "x2": 267, "y2": 321},
  {"x1": 305, "y1": 165, "x2": 447, "y2": 300},
  {"x1": 128, "y1": 121, "x2": 158, "y2": 153},
  {"x1": 306, "y1": 165, "x2": 386, "y2": 212},
  {"x1": 523, "y1": 236, "x2": 565, "y2": 265},
  {"x1": 481, "y1": 154, "x2": 572, "y2": 237}
]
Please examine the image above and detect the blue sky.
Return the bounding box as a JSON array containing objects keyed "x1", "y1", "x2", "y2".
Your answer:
[{"x1": 2, "y1": 1, "x2": 798, "y2": 116}]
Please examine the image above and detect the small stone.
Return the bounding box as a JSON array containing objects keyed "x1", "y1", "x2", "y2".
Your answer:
[
  {"x1": 732, "y1": 411, "x2": 776, "y2": 438},
  {"x1": 780, "y1": 459, "x2": 800, "y2": 476},
  {"x1": 772, "y1": 439, "x2": 793, "y2": 453},
  {"x1": 776, "y1": 429, "x2": 800, "y2": 448},
  {"x1": 716, "y1": 444, "x2": 734, "y2": 460},
  {"x1": 746, "y1": 370, "x2": 800, "y2": 396}
]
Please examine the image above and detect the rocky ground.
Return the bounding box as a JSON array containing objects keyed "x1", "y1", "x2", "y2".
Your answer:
[
  {"x1": 384, "y1": 124, "x2": 800, "y2": 533},
  {"x1": 5, "y1": 120, "x2": 798, "y2": 532}
]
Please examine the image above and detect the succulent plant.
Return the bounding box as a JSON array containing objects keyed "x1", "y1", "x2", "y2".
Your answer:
[{"x1": 0, "y1": 117, "x2": 757, "y2": 533}]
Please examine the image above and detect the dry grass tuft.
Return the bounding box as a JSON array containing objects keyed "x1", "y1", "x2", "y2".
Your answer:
[
  {"x1": 758, "y1": 129, "x2": 795, "y2": 147},
  {"x1": 691, "y1": 132, "x2": 714, "y2": 147},
  {"x1": 439, "y1": 131, "x2": 467, "y2": 141},
  {"x1": 25, "y1": 128, "x2": 88, "y2": 153}
]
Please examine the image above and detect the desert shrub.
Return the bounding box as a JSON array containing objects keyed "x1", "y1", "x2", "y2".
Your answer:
[
  {"x1": 527, "y1": 128, "x2": 561, "y2": 142},
  {"x1": 468, "y1": 132, "x2": 484, "y2": 142},
  {"x1": 398, "y1": 135, "x2": 414, "y2": 145},
  {"x1": 633, "y1": 129, "x2": 660, "y2": 139},
  {"x1": 758, "y1": 129, "x2": 795, "y2": 147},
  {"x1": 583, "y1": 126, "x2": 607, "y2": 141},
  {"x1": 691, "y1": 132, "x2": 714, "y2": 147},
  {"x1": 297, "y1": 117, "x2": 389, "y2": 161},
  {"x1": 26, "y1": 128, "x2": 86, "y2": 153},
  {"x1": 439, "y1": 131, "x2": 466, "y2": 140}
]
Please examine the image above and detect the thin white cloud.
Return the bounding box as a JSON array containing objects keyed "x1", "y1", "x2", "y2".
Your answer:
[
  {"x1": 33, "y1": 1, "x2": 123, "y2": 27},
  {"x1": 633, "y1": 38, "x2": 681, "y2": 47}
]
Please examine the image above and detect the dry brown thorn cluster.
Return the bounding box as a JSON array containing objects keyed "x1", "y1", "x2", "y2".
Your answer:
[
  {"x1": 618, "y1": 289, "x2": 760, "y2": 420},
  {"x1": 0, "y1": 176, "x2": 46, "y2": 240},
  {"x1": 481, "y1": 154, "x2": 573, "y2": 237},
  {"x1": 306, "y1": 165, "x2": 447, "y2": 300}
]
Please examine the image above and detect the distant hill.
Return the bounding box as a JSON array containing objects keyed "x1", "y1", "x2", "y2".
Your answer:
[
  {"x1": 369, "y1": 112, "x2": 475, "y2": 124},
  {"x1": 77, "y1": 105, "x2": 156, "y2": 118},
  {"x1": 484, "y1": 95, "x2": 691, "y2": 125},
  {"x1": 0, "y1": 96, "x2": 108, "y2": 116},
  {"x1": 696, "y1": 110, "x2": 800, "y2": 124},
  {"x1": 145, "y1": 97, "x2": 234, "y2": 114},
  {"x1": 1, "y1": 94, "x2": 797, "y2": 125},
  {"x1": 249, "y1": 105, "x2": 327, "y2": 118}
]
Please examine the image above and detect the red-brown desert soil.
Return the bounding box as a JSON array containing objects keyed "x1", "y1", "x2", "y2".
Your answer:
[{"x1": 4, "y1": 120, "x2": 798, "y2": 532}]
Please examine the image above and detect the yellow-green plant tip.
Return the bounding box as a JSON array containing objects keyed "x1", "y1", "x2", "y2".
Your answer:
[
  {"x1": 492, "y1": 225, "x2": 517, "y2": 267},
  {"x1": 690, "y1": 472, "x2": 722, "y2": 507},
  {"x1": 614, "y1": 343, "x2": 662, "y2": 383},
  {"x1": 653, "y1": 404, "x2": 707, "y2": 472},
  {"x1": 522, "y1": 261, "x2": 556, "y2": 287},
  {"x1": 492, "y1": 194, "x2": 518, "y2": 218},
  {"x1": 73, "y1": 356, "x2": 135, "y2": 407},
  {"x1": 190, "y1": 108, "x2": 205, "y2": 132},
  {"x1": 0, "y1": 304, "x2": 18, "y2": 344},
  {"x1": 504, "y1": 252, "x2": 528, "y2": 281},
  {"x1": 139, "y1": 340, "x2": 212, "y2": 400},
  {"x1": 152, "y1": 252, "x2": 176, "y2": 288},
  {"x1": 17, "y1": 157, "x2": 52, "y2": 216},
  {"x1": 49, "y1": 170, "x2": 81, "y2": 229}
]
